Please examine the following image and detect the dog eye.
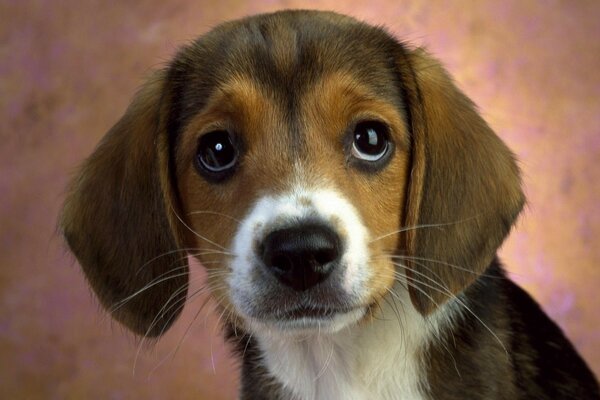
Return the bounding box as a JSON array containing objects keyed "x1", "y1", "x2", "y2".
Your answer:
[
  {"x1": 351, "y1": 121, "x2": 390, "y2": 161},
  {"x1": 196, "y1": 130, "x2": 238, "y2": 178}
]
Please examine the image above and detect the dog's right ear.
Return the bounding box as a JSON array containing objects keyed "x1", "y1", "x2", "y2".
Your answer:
[{"x1": 60, "y1": 71, "x2": 189, "y2": 337}]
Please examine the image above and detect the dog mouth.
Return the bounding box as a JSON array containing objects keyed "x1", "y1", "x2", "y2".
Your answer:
[
  {"x1": 244, "y1": 303, "x2": 368, "y2": 333},
  {"x1": 273, "y1": 305, "x2": 356, "y2": 320}
]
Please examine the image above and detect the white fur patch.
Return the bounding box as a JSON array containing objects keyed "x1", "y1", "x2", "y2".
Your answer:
[
  {"x1": 228, "y1": 186, "x2": 371, "y2": 322},
  {"x1": 254, "y1": 287, "x2": 458, "y2": 400},
  {"x1": 227, "y1": 185, "x2": 459, "y2": 400}
]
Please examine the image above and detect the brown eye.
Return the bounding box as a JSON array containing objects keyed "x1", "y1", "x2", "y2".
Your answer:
[
  {"x1": 351, "y1": 121, "x2": 390, "y2": 161},
  {"x1": 196, "y1": 130, "x2": 238, "y2": 180}
]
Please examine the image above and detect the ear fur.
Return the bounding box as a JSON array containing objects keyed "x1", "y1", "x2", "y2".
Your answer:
[
  {"x1": 398, "y1": 48, "x2": 525, "y2": 315},
  {"x1": 60, "y1": 71, "x2": 189, "y2": 337}
]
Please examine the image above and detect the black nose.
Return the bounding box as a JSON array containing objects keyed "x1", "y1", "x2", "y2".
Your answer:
[{"x1": 260, "y1": 224, "x2": 341, "y2": 291}]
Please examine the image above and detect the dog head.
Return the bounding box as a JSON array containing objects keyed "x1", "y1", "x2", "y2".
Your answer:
[{"x1": 61, "y1": 10, "x2": 524, "y2": 338}]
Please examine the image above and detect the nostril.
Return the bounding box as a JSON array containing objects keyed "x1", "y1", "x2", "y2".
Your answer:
[
  {"x1": 313, "y1": 248, "x2": 337, "y2": 268},
  {"x1": 271, "y1": 253, "x2": 294, "y2": 273}
]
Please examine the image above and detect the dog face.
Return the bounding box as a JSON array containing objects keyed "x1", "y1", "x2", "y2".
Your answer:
[
  {"x1": 61, "y1": 10, "x2": 524, "y2": 338},
  {"x1": 178, "y1": 70, "x2": 410, "y2": 333}
]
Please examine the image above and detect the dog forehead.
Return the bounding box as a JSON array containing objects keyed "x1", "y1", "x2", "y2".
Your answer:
[
  {"x1": 166, "y1": 11, "x2": 404, "y2": 142},
  {"x1": 191, "y1": 10, "x2": 398, "y2": 82}
]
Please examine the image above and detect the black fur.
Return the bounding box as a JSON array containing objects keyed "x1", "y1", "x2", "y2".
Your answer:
[
  {"x1": 228, "y1": 259, "x2": 599, "y2": 399},
  {"x1": 62, "y1": 10, "x2": 599, "y2": 398}
]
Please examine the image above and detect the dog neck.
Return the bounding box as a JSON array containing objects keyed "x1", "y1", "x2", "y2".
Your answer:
[{"x1": 251, "y1": 284, "x2": 461, "y2": 400}]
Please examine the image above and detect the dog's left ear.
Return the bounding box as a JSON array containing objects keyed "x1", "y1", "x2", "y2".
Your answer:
[
  {"x1": 60, "y1": 71, "x2": 189, "y2": 337},
  {"x1": 397, "y1": 47, "x2": 525, "y2": 316}
]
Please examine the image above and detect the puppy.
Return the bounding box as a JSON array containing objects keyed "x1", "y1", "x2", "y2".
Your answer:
[{"x1": 61, "y1": 10, "x2": 599, "y2": 400}]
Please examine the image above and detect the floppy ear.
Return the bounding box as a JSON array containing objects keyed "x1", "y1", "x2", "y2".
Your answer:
[
  {"x1": 60, "y1": 71, "x2": 189, "y2": 337},
  {"x1": 398, "y1": 48, "x2": 525, "y2": 315}
]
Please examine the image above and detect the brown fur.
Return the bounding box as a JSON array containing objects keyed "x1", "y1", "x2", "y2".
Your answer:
[
  {"x1": 175, "y1": 68, "x2": 411, "y2": 315},
  {"x1": 295, "y1": 70, "x2": 411, "y2": 303},
  {"x1": 397, "y1": 48, "x2": 525, "y2": 315},
  {"x1": 60, "y1": 10, "x2": 598, "y2": 399},
  {"x1": 61, "y1": 71, "x2": 189, "y2": 337}
]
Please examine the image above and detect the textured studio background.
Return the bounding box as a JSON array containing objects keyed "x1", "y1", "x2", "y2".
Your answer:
[{"x1": 1, "y1": 1, "x2": 599, "y2": 399}]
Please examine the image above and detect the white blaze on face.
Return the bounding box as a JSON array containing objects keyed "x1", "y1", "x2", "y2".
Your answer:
[
  {"x1": 228, "y1": 186, "x2": 372, "y2": 323},
  {"x1": 309, "y1": 190, "x2": 370, "y2": 294},
  {"x1": 227, "y1": 188, "x2": 454, "y2": 400}
]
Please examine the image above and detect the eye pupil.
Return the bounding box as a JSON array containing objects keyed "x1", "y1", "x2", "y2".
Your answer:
[
  {"x1": 352, "y1": 121, "x2": 389, "y2": 161},
  {"x1": 197, "y1": 130, "x2": 237, "y2": 176},
  {"x1": 355, "y1": 127, "x2": 380, "y2": 149}
]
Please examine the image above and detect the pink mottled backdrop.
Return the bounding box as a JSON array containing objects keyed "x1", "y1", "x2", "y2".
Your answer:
[{"x1": 1, "y1": 1, "x2": 598, "y2": 398}]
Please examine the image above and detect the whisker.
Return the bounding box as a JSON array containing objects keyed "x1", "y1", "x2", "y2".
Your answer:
[
  {"x1": 372, "y1": 275, "x2": 438, "y2": 360},
  {"x1": 133, "y1": 278, "x2": 202, "y2": 375},
  {"x1": 383, "y1": 287, "x2": 404, "y2": 328},
  {"x1": 155, "y1": 281, "x2": 228, "y2": 338},
  {"x1": 188, "y1": 210, "x2": 242, "y2": 224},
  {"x1": 111, "y1": 259, "x2": 227, "y2": 315},
  {"x1": 211, "y1": 304, "x2": 231, "y2": 373},
  {"x1": 390, "y1": 262, "x2": 508, "y2": 357},
  {"x1": 110, "y1": 270, "x2": 189, "y2": 314},
  {"x1": 382, "y1": 254, "x2": 503, "y2": 280},
  {"x1": 390, "y1": 263, "x2": 451, "y2": 296},
  {"x1": 242, "y1": 331, "x2": 254, "y2": 360},
  {"x1": 133, "y1": 248, "x2": 191, "y2": 276},
  {"x1": 104, "y1": 256, "x2": 192, "y2": 322},
  {"x1": 147, "y1": 285, "x2": 230, "y2": 378},
  {"x1": 134, "y1": 278, "x2": 233, "y2": 376},
  {"x1": 314, "y1": 341, "x2": 335, "y2": 381},
  {"x1": 369, "y1": 223, "x2": 444, "y2": 243},
  {"x1": 369, "y1": 215, "x2": 481, "y2": 244},
  {"x1": 169, "y1": 204, "x2": 228, "y2": 251},
  {"x1": 133, "y1": 247, "x2": 234, "y2": 276}
]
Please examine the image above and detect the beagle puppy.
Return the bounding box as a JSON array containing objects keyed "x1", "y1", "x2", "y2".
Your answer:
[{"x1": 61, "y1": 10, "x2": 599, "y2": 400}]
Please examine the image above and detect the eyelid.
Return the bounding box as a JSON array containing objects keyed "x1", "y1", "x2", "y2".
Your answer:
[
  {"x1": 197, "y1": 122, "x2": 233, "y2": 138},
  {"x1": 351, "y1": 140, "x2": 389, "y2": 161},
  {"x1": 347, "y1": 113, "x2": 391, "y2": 130}
]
